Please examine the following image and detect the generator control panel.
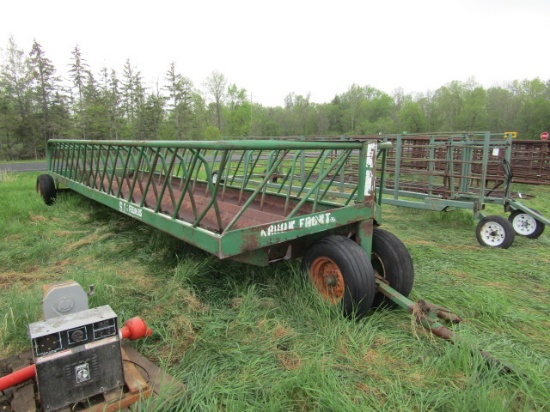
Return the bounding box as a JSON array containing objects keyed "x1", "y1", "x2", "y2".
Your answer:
[
  {"x1": 31, "y1": 306, "x2": 118, "y2": 356},
  {"x1": 29, "y1": 305, "x2": 124, "y2": 411}
]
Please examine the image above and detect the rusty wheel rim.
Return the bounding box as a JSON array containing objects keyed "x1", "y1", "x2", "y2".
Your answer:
[{"x1": 309, "y1": 257, "x2": 345, "y2": 303}]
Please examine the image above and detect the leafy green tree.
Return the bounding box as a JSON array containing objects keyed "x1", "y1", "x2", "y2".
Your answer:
[
  {"x1": 326, "y1": 96, "x2": 343, "y2": 134},
  {"x1": 82, "y1": 71, "x2": 112, "y2": 139},
  {"x1": 189, "y1": 92, "x2": 210, "y2": 139},
  {"x1": 361, "y1": 91, "x2": 395, "y2": 134},
  {"x1": 204, "y1": 125, "x2": 221, "y2": 140},
  {"x1": 458, "y1": 83, "x2": 488, "y2": 131},
  {"x1": 432, "y1": 81, "x2": 464, "y2": 131},
  {"x1": 164, "y1": 62, "x2": 193, "y2": 139},
  {"x1": 510, "y1": 78, "x2": 550, "y2": 138},
  {"x1": 107, "y1": 68, "x2": 122, "y2": 139},
  {"x1": 135, "y1": 90, "x2": 165, "y2": 140},
  {"x1": 28, "y1": 39, "x2": 60, "y2": 150},
  {"x1": 398, "y1": 101, "x2": 428, "y2": 133},
  {"x1": 69, "y1": 45, "x2": 90, "y2": 138},
  {"x1": 312, "y1": 103, "x2": 331, "y2": 135},
  {"x1": 48, "y1": 91, "x2": 71, "y2": 140},
  {"x1": 121, "y1": 59, "x2": 143, "y2": 127},
  {"x1": 0, "y1": 94, "x2": 15, "y2": 159},
  {"x1": 281, "y1": 92, "x2": 316, "y2": 136},
  {"x1": 339, "y1": 84, "x2": 364, "y2": 133},
  {"x1": 486, "y1": 86, "x2": 514, "y2": 132},
  {"x1": 224, "y1": 83, "x2": 251, "y2": 137},
  {"x1": 248, "y1": 105, "x2": 283, "y2": 137},
  {"x1": 203, "y1": 71, "x2": 227, "y2": 132},
  {"x1": 0, "y1": 36, "x2": 34, "y2": 158}
]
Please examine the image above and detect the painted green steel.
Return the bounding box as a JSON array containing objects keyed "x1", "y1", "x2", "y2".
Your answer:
[
  {"x1": 381, "y1": 132, "x2": 514, "y2": 212},
  {"x1": 49, "y1": 139, "x2": 365, "y2": 151},
  {"x1": 507, "y1": 200, "x2": 550, "y2": 226},
  {"x1": 47, "y1": 139, "x2": 385, "y2": 266}
]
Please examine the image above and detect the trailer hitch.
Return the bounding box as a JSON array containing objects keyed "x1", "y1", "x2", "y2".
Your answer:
[{"x1": 375, "y1": 278, "x2": 519, "y2": 375}]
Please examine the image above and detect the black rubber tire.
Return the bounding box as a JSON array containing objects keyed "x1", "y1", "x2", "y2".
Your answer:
[
  {"x1": 36, "y1": 174, "x2": 57, "y2": 205},
  {"x1": 508, "y1": 209, "x2": 545, "y2": 239},
  {"x1": 475, "y1": 215, "x2": 515, "y2": 249},
  {"x1": 371, "y1": 228, "x2": 415, "y2": 307},
  {"x1": 301, "y1": 235, "x2": 375, "y2": 317}
]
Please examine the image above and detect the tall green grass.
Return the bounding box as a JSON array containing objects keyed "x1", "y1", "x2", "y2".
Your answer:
[{"x1": 1, "y1": 172, "x2": 549, "y2": 411}]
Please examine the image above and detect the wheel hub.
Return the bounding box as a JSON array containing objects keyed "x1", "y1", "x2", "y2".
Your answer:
[
  {"x1": 480, "y1": 222, "x2": 505, "y2": 246},
  {"x1": 512, "y1": 214, "x2": 536, "y2": 236},
  {"x1": 309, "y1": 257, "x2": 345, "y2": 303}
]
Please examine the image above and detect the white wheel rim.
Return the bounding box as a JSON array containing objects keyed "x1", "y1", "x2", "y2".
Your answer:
[
  {"x1": 479, "y1": 221, "x2": 506, "y2": 246},
  {"x1": 512, "y1": 213, "x2": 537, "y2": 236},
  {"x1": 212, "y1": 173, "x2": 218, "y2": 184}
]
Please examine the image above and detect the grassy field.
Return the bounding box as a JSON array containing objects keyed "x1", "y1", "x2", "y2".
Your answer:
[{"x1": 1, "y1": 171, "x2": 549, "y2": 411}]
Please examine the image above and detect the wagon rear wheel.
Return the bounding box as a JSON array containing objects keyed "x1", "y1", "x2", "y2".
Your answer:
[
  {"x1": 509, "y1": 209, "x2": 545, "y2": 239},
  {"x1": 371, "y1": 228, "x2": 414, "y2": 307},
  {"x1": 301, "y1": 235, "x2": 375, "y2": 317},
  {"x1": 475, "y1": 215, "x2": 515, "y2": 248},
  {"x1": 36, "y1": 174, "x2": 57, "y2": 205}
]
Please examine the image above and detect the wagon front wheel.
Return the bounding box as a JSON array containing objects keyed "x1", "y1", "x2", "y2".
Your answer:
[
  {"x1": 475, "y1": 215, "x2": 515, "y2": 248},
  {"x1": 301, "y1": 235, "x2": 375, "y2": 317},
  {"x1": 36, "y1": 174, "x2": 57, "y2": 205},
  {"x1": 509, "y1": 209, "x2": 545, "y2": 239},
  {"x1": 371, "y1": 228, "x2": 414, "y2": 307}
]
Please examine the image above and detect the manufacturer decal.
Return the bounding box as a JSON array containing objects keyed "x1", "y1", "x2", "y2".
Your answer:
[
  {"x1": 260, "y1": 212, "x2": 335, "y2": 237},
  {"x1": 119, "y1": 200, "x2": 143, "y2": 218}
]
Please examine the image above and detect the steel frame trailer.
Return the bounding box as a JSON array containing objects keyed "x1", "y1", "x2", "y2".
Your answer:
[
  {"x1": 379, "y1": 132, "x2": 549, "y2": 248},
  {"x1": 37, "y1": 138, "x2": 415, "y2": 317},
  {"x1": 36, "y1": 138, "x2": 520, "y2": 372}
]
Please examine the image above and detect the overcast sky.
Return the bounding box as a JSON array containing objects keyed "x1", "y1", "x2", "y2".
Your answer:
[{"x1": 1, "y1": 0, "x2": 549, "y2": 107}]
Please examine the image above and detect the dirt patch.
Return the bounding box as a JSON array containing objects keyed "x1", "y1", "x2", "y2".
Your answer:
[
  {"x1": 277, "y1": 351, "x2": 302, "y2": 371},
  {"x1": 0, "y1": 271, "x2": 58, "y2": 289},
  {"x1": 183, "y1": 290, "x2": 209, "y2": 312},
  {"x1": 273, "y1": 324, "x2": 293, "y2": 339},
  {"x1": 54, "y1": 230, "x2": 87, "y2": 237},
  {"x1": 55, "y1": 258, "x2": 71, "y2": 268},
  {"x1": 355, "y1": 382, "x2": 387, "y2": 407},
  {"x1": 153, "y1": 314, "x2": 197, "y2": 364},
  {"x1": 65, "y1": 231, "x2": 111, "y2": 252},
  {"x1": 29, "y1": 213, "x2": 47, "y2": 223},
  {"x1": 23, "y1": 265, "x2": 40, "y2": 274},
  {"x1": 230, "y1": 297, "x2": 244, "y2": 308},
  {"x1": 411, "y1": 240, "x2": 435, "y2": 246}
]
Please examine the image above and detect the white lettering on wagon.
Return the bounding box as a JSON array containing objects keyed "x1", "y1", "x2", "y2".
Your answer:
[
  {"x1": 260, "y1": 213, "x2": 335, "y2": 238},
  {"x1": 118, "y1": 200, "x2": 143, "y2": 218}
]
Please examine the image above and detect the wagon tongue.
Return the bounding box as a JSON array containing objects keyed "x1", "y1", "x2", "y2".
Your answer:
[
  {"x1": 375, "y1": 278, "x2": 522, "y2": 376},
  {"x1": 414, "y1": 299, "x2": 462, "y2": 324}
]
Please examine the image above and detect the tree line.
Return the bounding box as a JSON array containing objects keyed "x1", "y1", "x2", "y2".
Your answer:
[{"x1": 1, "y1": 36, "x2": 549, "y2": 160}]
